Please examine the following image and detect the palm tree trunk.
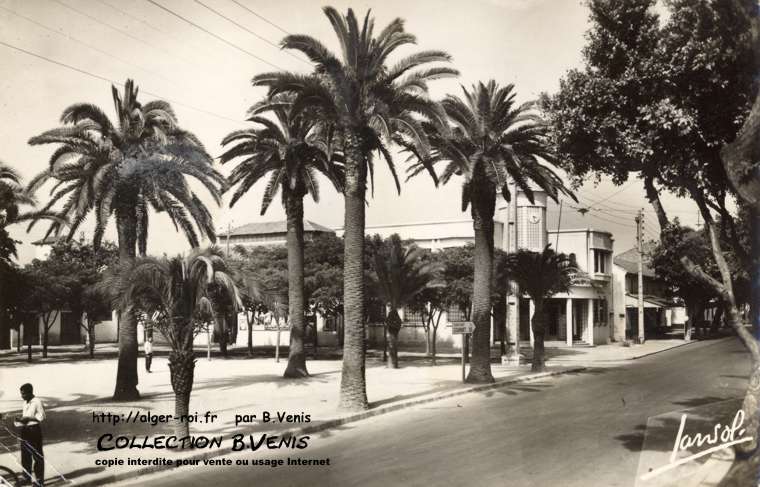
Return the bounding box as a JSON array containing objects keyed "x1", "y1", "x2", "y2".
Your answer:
[
  {"x1": 531, "y1": 297, "x2": 547, "y2": 372},
  {"x1": 113, "y1": 208, "x2": 140, "y2": 400},
  {"x1": 467, "y1": 197, "x2": 496, "y2": 383},
  {"x1": 247, "y1": 311, "x2": 254, "y2": 357},
  {"x1": 168, "y1": 349, "x2": 196, "y2": 440},
  {"x1": 215, "y1": 313, "x2": 228, "y2": 358},
  {"x1": 284, "y1": 195, "x2": 308, "y2": 378},
  {"x1": 338, "y1": 130, "x2": 369, "y2": 410}
]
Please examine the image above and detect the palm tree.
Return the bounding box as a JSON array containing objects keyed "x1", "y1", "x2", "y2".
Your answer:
[
  {"x1": 370, "y1": 234, "x2": 438, "y2": 368},
  {"x1": 505, "y1": 246, "x2": 576, "y2": 372},
  {"x1": 253, "y1": 7, "x2": 457, "y2": 409},
  {"x1": 27, "y1": 79, "x2": 225, "y2": 400},
  {"x1": 0, "y1": 161, "x2": 63, "y2": 259},
  {"x1": 105, "y1": 247, "x2": 241, "y2": 438},
  {"x1": 220, "y1": 94, "x2": 343, "y2": 377},
  {"x1": 407, "y1": 81, "x2": 574, "y2": 383}
]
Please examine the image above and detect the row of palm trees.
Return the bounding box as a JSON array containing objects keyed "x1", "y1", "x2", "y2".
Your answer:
[{"x1": 21, "y1": 6, "x2": 573, "y2": 410}]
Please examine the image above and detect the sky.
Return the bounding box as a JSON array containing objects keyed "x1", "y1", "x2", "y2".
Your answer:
[{"x1": 0, "y1": 0, "x2": 704, "y2": 264}]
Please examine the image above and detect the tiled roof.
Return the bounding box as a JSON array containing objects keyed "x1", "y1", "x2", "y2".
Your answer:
[
  {"x1": 613, "y1": 244, "x2": 657, "y2": 277},
  {"x1": 220, "y1": 220, "x2": 335, "y2": 237}
]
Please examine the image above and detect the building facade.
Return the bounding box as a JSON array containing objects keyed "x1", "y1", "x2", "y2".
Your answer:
[
  {"x1": 612, "y1": 246, "x2": 675, "y2": 340},
  {"x1": 219, "y1": 220, "x2": 336, "y2": 249},
  {"x1": 501, "y1": 191, "x2": 615, "y2": 350},
  {"x1": 337, "y1": 187, "x2": 616, "y2": 352}
]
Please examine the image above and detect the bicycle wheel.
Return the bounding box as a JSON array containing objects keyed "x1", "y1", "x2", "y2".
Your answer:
[{"x1": 0, "y1": 465, "x2": 19, "y2": 487}]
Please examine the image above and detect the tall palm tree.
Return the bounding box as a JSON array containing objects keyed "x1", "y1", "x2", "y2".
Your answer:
[
  {"x1": 220, "y1": 95, "x2": 344, "y2": 378},
  {"x1": 407, "y1": 81, "x2": 575, "y2": 382},
  {"x1": 27, "y1": 80, "x2": 225, "y2": 400},
  {"x1": 253, "y1": 7, "x2": 457, "y2": 409},
  {"x1": 105, "y1": 247, "x2": 241, "y2": 438},
  {"x1": 505, "y1": 246, "x2": 576, "y2": 372},
  {"x1": 370, "y1": 234, "x2": 438, "y2": 368}
]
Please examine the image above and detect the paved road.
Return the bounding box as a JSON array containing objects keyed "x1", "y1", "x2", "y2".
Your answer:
[{"x1": 115, "y1": 338, "x2": 751, "y2": 487}]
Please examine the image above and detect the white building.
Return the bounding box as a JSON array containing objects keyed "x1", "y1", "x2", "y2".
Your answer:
[
  {"x1": 336, "y1": 187, "x2": 615, "y2": 351},
  {"x1": 612, "y1": 245, "x2": 675, "y2": 340}
]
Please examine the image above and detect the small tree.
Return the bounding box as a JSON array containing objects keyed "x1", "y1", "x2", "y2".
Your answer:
[
  {"x1": 19, "y1": 264, "x2": 71, "y2": 358},
  {"x1": 46, "y1": 240, "x2": 119, "y2": 356},
  {"x1": 370, "y1": 234, "x2": 438, "y2": 368},
  {"x1": 506, "y1": 246, "x2": 575, "y2": 372},
  {"x1": 106, "y1": 247, "x2": 241, "y2": 439},
  {"x1": 410, "y1": 284, "x2": 446, "y2": 364}
]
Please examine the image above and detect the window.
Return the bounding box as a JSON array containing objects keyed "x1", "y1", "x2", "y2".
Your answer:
[
  {"x1": 403, "y1": 306, "x2": 423, "y2": 323},
  {"x1": 519, "y1": 207, "x2": 544, "y2": 250},
  {"x1": 324, "y1": 315, "x2": 340, "y2": 332},
  {"x1": 593, "y1": 299, "x2": 608, "y2": 326},
  {"x1": 593, "y1": 249, "x2": 608, "y2": 274},
  {"x1": 446, "y1": 305, "x2": 468, "y2": 323},
  {"x1": 627, "y1": 275, "x2": 637, "y2": 293}
]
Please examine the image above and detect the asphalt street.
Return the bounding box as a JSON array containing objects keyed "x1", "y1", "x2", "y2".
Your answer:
[{"x1": 115, "y1": 338, "x2": 751, "y2": 487}]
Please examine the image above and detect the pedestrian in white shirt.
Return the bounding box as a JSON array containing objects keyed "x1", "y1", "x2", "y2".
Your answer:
[
  {"x1": 16, "y1": 383, "x2": 45, "y2": 486},
  {"x1": 144, "y1": 336, "x2": 153, "y2": 373}
]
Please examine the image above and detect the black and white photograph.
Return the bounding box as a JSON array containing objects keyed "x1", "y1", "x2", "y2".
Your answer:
[{"x1": 0, "y1": 0, "x2": 759, "y2": 485}]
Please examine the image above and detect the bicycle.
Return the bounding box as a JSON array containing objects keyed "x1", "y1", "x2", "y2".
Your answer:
[
  {"x1": 0, "y1": 413, "x2": 69, "y2": 486},
  {"x1": 0, "y1": 465, "x2": 19, "y2": 487}
]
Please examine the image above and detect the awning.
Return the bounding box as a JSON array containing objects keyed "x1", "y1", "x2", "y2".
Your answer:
[{"x1": 624, "y1": 294, "x2": 671, "y2": 309}]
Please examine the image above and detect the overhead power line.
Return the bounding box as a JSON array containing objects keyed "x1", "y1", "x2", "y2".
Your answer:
[
  {"x1": 50, "y1": 0, "x2": 197, "y2": 68},
  {"x1": 0, "y1": 4, "x2": 178, "y2": 86},
  {"x1": 0, "y1": 39, "x2": 245, "y2": 126},
  {"x1": 582, "y1": 180, "x2": 638, "y2": 208},
  {"x1": 94, "y1": 0, "x2": 221, "y2": 61},
  {"x1": 145, "y1": 0, "x2": 285, "y2": 70},
  {"x1": 227, "y1": 0, "x2": 290, "y2": 35},
  {"x1": 193, "y1": 0, "x2": 309, "y2": 66}
]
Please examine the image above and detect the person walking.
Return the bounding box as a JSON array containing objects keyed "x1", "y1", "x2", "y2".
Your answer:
[
  {"x1": 15, "y1": 383, "x2": 45, "y2": 487},
  {"x1": 144, "y1": 336, "x2": 153, "y2": 373}
]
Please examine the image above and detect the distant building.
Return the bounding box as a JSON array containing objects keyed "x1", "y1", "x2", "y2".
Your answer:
[
  {"x1": 337, "y1": 187, "x2": 616, "y2": 351},
  {"x1": 502, "y1": 191, "x2": 614, "y2": 349},
  {"x1": 612, "y1": 246, "x2": 675, "y2": 339},
  {"x1": 338, "y1": 219, "x2": 503, "y2": 251},
  {"x1": 219, "y1": 220, "x2": 335, "y2": 249}
]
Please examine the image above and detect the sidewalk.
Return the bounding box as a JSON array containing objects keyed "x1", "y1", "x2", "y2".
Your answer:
[
  {"x1": 520, "y1": 338, "x2": 700, "y2": 364},
  {"x1": 0, "y1": 336, "x2": 701, "y2": 365},
  {"x1": 0, "y1": 353, "x2": 584, "y2": 486}
]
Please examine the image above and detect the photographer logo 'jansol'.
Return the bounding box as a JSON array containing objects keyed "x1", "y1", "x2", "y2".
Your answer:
[{"x1": 636, "y1": 400, "x2": 750, "y2": 487}]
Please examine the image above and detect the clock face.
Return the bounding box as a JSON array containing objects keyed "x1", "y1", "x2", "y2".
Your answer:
[{"x1": 529, "y1": 214, "x2": 540, "y2": 224}]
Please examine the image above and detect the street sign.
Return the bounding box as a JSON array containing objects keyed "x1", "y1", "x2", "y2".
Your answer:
[
  {"x1": 452, "y1": 322, "x2": 475, "y2": 383},
  {"x1": 452, "y1": 322, "x2": 475, "y2": 334}
]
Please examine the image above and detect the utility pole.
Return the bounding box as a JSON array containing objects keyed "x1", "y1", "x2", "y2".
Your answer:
[{"x1": 635, "y1": 209, "x2": 645, "y2": 344}]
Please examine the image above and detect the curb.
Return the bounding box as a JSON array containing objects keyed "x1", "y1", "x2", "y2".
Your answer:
[
  {"x1": 628, "y1": 338, "x2": 711, "y2": 361},
  {"x1": 73, "y1": 365, "x2": 585, "y2": 486},
  {"x1": 543, "y1": 338, "x2": 708, "y2": 365}
]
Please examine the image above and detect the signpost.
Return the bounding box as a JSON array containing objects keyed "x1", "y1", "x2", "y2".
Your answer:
[{"x1": 452, "y1": 322, "x2": 475, "y2": 382}]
